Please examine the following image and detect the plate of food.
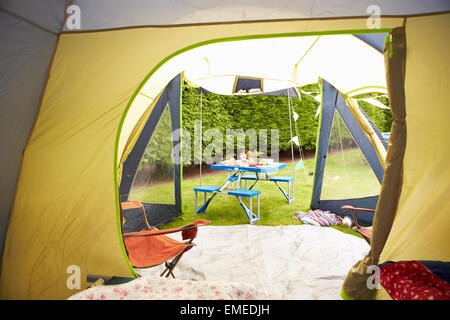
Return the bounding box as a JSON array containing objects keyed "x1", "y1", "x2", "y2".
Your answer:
[{"x1": 220, "y1": 158, "x2": 236, "y2": 166}]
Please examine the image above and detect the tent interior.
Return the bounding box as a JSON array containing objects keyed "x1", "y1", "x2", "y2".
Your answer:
[
  {"x1": 114, "y1": 33, "x2": 389, "y2": 299},
  {"x1": 1, "y1": 1, "x2": 449, "y2": 301},
  {"x1": 119, "y1": 33, "x2": 389, "y2": 224}
]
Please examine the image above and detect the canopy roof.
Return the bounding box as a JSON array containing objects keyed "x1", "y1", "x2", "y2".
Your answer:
[
  {"x1": 120, "y1": 33, "x2": 387, "y2": 155},
  {"x1": 198, "y1": 84, "x2": 301, "y2": 98},
  {"x1": 182, "y1": 34, "x2": 387, "y2": 95}
]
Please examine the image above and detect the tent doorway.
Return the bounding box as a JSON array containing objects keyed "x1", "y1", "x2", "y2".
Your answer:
[{"x1": 118, "y1": 31, "x2": 391, "y2": 232}]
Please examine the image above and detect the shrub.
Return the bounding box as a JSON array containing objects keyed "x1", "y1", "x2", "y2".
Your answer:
[{"x1": 181, "y1": 81, "x2": 321, "y2": 164}]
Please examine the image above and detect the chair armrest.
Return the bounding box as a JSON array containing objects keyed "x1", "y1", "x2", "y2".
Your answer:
[
  {"x1": 341, "y1": 205, "x2": 375, "y2": 228},
  {"x1": 121, "y1": 200, "x2": 144, "y2": 210},
  {"x1": 341, "y1": 205, "x2": 375, "y2": 213},
  {"x1": 123, "y1": 220, "x2": 211, "y2": 241},
  {"x1": 121, "y1": 200, "x2": 152, "y2": 230}
]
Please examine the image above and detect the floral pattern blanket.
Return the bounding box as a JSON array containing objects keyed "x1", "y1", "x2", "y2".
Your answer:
[{"x1": 67, "y1": 276, "x2": 259, "y2": 300}]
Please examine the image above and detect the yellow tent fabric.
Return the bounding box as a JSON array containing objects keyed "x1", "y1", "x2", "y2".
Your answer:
[
  {"x1": 1, "y1": 13, "x2": 447, "y2": 300},
  {"x1": 379, "y1": 13, "x2": 450, "y2": 264},
  {"x1": 341, "y1": 26, "x2": 408, "y2": 300},
  {"x1": 342, "y1": 13, "x2": 450, "y2": 300},
  {"x1": 0, "y1": 17, "x2": 402, "y2": 300}
]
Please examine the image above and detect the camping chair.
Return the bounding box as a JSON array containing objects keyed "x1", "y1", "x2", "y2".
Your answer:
[
  {"x1": 120, "y1": 200, "x2": 210, "y2": 278},
  {"x1": 341, "y1": 205, "x2": 375, "y2": 244}
]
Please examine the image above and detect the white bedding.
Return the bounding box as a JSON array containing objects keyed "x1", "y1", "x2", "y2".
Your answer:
[{"x1": 136, "y1": 224, "x2": 370, "y2": 300}]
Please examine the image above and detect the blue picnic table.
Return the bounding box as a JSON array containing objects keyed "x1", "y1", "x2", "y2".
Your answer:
[
  {"x1": 194, "y1": 162, "x2": 294, "y2": 224},
  {"x1": 209, "y1": 162, "x2": 286, "y2": 173}
]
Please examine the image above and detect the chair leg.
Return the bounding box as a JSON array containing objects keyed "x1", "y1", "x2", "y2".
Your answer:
[
  {"x1": 161, "y1": 263, "x2": 176, "y2": 278},
  {"x1": 161, "y1": 255, "x2": 182, "y2": 278},
  {"x1": 160, "y1": 244, "x2": 194, "y2": 278},
  {"x1": 160, "y1": 262, "x2": 171, "y2": 278}
]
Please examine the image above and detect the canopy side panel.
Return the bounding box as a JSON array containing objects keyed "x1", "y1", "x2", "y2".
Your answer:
[
  {"x1": 311, "y1": 79, "x2": 336, "y2": 208},
  {"x1": 120, "y1": 90, "x2": 170, "y2": 202},
  {"x1": 311, "y1": 80, "x2": 383, "y2": 222},
  {"x1": 335, "y1": 94, "x2": 384, "y2": 184},
  {"x1": 120, "y1": 75, "x2": 182, "y2": 229},
  {"x1": 167, "y1": 74, "x2": 183, "y2": 214}
]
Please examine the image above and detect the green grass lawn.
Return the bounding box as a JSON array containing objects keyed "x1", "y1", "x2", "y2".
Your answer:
[
  {"x1": 129, "y1": 150, "x2": 378, "y2": 238},
  {"x1": 321, "y1": 149, "x2": 380, "y2": 200}
]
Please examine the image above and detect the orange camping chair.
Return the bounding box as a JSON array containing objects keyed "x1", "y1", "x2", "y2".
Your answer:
[
  {"x1": 341, "y1": 205, "x2": 375, "y2": 244},
  {"x1": 120, "y1": 200, "x2": 210, "y2": 278}
]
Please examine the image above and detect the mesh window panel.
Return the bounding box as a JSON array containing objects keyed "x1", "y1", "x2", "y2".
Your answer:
[
  {"x1": 321, "y1": 111, "x2": 380, "y2": 200},
  {"x1": 129, "y1": 104, "x2": 175, "y2": 204}
]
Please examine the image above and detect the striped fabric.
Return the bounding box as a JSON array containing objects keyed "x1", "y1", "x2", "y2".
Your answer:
[{"x1": 293, "y1": 209, "x2": 342, "y2": 226}]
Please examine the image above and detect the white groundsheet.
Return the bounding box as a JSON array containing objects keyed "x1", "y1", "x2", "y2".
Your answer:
[{"x1": 136, "y1": 224, "x2": 370, "y2": 300}]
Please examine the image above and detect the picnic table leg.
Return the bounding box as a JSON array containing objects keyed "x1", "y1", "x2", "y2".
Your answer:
[
  {"x1": 236, "y1": 196, "x2": 250, "y2": 222},
  {"x1": 196, "y1": 171, "x2": 240, "y2": 214},
  {"x1": 196, "y1": 193, "x2": 217, "y2": 214},
  {"x1": 248, "y1": 173, "x2": 259, "y2": 190},
  {"x1": 288, "y1": 181, "x2": 294, "y2": 203},
  {"x1": 288, "y1": 179, "x2": 294, "y2": 203},
  {"x1": 257, "y1": 194, "x2": 260, "y2": 222},
  {"x1": 288, "y1": 182, "x2": 291, "y2": 202},
  {"x1": 273, "y1": 181, "x2": 293, "y2": 204},
  {"x1": 249, "y1": 196, "x2": 253, "y2": 224},
  {"x1": 235, "y1": 195, "x2": 259, "y2": 224},
  {"x1": 195, "y1": 191, "x2": 198, "y2": 214}
]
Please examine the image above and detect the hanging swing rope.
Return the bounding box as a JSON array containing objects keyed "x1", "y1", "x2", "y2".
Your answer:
[
  {"x1": 199, "y1": 90, "x2": 203, "y2": 186},
  {"x1": 293, "y1": 116, "x2": 312, "y2": 185},
  {"x1": 287, "y1": 89, "x2": 295, "y2": 199}
]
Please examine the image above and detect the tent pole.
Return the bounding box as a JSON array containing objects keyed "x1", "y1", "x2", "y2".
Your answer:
[
  {"x1": 199, "y1": 90, "x2": 203, "y2": 186},
  {"x1": 287, "y1": 89, "x2": 295, "y2": 201}
]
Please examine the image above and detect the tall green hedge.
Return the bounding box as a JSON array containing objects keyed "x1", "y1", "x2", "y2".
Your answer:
[
  {"x1": 182, "y1": 81, "x2": 321, "y2": 163},
  {"x1": 358, "y1": 96, "x2": 392, "y2": 133},
  {"x1": 179, "y1": 80, "x2": 392, "y2": 164}
]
